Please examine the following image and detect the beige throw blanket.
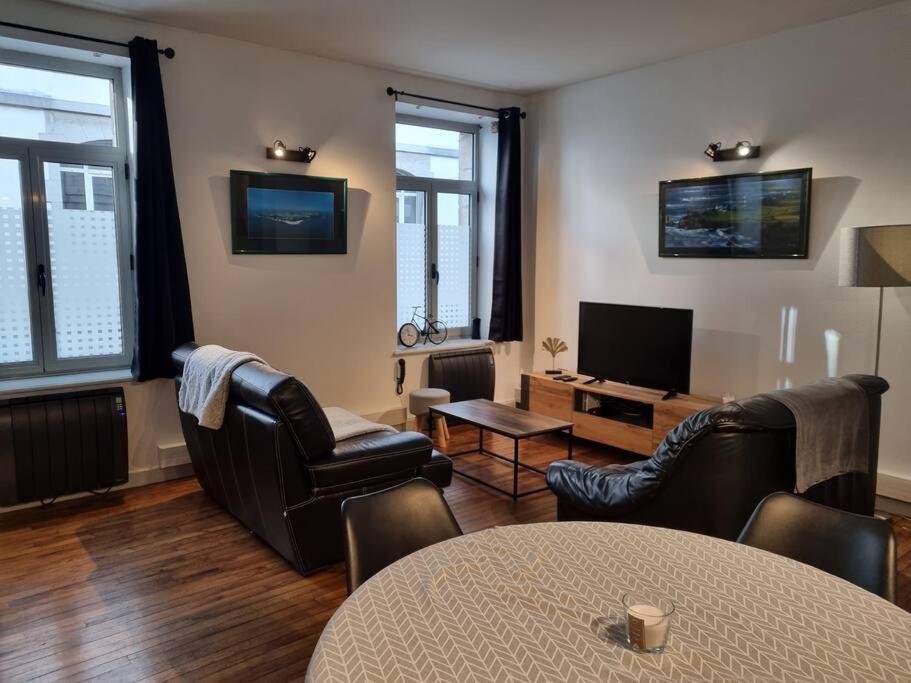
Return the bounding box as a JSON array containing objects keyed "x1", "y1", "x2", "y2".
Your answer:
[
  {"x1": 178, "y1": 345, "x2": 266, "y2": 430},
  {"x1": 764, "y1": 377, "x2": 869, "y2": 493},
  {"x1": 324, "y1": 407, "x2": 398, "y2": 441}
]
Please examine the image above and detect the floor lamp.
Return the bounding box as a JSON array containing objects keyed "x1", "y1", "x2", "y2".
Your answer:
[{"x1": 839, "y1": 224, "x2": 911, "y2": 376}]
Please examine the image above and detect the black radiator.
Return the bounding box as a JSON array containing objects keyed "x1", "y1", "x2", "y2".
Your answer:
[
  {"x1": 0, "y1": 387, "x2": 128, "y2": 506},
  {"x1": 429, "y1": 348, "x2": 496, "y2": 402}
]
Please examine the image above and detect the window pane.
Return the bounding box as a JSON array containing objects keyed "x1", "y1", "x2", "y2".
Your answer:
[
  {"x1": 0, "y1": 63, "x2": 115, "y2": 146},
  {"x1": 92, "y1": 176, "x2": 114, "y2": 212},
  {"x1": 0, "y1": 158, "x2": 34, "y2": 364},
  {"x1": 395, "y1": 123, "x2": 473, "y2": 180},
  {"x1": 396, "y1": 189, "x2": 427, "y2": 330},
  {"x1": 436, "y1": 193, "x2": 472, "y2": 329},
  {"x1": 43, "y1": 162, "x2": 124, "y2": 359},
  {"x1": 61, "y1": 171, "x2": 86, "y2": 210}
]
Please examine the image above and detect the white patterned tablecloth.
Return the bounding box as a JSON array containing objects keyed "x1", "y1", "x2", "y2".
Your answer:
[{"x1": 307, "y1": 522, "x2": 911, "y2": 682}]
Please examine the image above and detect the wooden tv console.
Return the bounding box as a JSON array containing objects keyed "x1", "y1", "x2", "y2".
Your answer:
[{"x1": 520, "y1": 372, "x2": 719, "y2": 457}]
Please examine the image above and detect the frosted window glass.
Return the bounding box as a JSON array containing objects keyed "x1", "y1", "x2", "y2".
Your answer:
[
  {"x1": 436, "y1": 193, "x2": 471, "y2": 328},
  {"x1": 43, "y1": 162, "x2": 123, "y2": 359},
  {"x1": 396, "y1": 190, "x2": 427, "y2": 329},
  {"x1": 0, "y1": 158, "x2": 33, "y2": 364}
]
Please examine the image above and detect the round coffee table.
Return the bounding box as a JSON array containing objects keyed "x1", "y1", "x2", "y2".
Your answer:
[{"x1": 308, "y1": 522, "x2": 911, "y2": 682}]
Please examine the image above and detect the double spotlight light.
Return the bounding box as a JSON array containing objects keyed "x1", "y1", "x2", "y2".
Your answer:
[
  {"x1": 703, "y1": 140, "x2": 760, "y2": 162},
  {"x1": 267, "y1": 139, "x2": 317, "y2": 163}
]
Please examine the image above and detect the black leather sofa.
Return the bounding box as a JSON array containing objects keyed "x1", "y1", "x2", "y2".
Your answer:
[
  {"x1": 546, "y1": 375, "x2": 888, "y2": 541},
  {"x1": 172, "y1": 343, "x2": 452, "y2": 574}
]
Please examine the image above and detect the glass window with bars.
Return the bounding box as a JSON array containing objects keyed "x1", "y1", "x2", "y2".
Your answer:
[
  {"x1": 0, "y1": 50, "x2": 133, "y2": 378},
  {"x1": 395, "y1": 116, "x2": 478, "y2": 341}
]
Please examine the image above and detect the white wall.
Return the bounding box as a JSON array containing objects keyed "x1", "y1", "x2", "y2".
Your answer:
[
  {"x1": 9, "y1": 0, "x2": 904, "y2": 494},
  {"x1": 2, "y1": 0, "x2": 531, "y2": 477},
  {"x1": 531, "y1": 2, "x2": 911, "y2": 483}
]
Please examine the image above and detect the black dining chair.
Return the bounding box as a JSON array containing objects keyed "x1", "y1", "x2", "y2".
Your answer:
[
  {"x1": 341, "y1": 477, "x2": 463, "y2": 594},
  {"x1": 737, "y1": 491, "x2": 896, "y2": 602}
]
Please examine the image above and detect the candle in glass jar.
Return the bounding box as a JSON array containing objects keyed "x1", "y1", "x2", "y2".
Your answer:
[{"x1": 626, "y1": 603, "x2": 670, "y2": 651}]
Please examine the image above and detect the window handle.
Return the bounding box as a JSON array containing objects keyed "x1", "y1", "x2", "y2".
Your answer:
[
  {"x1": 37, "y1": 264, "x2": 47, "y2": 297},
  {"x1": 431, "y1": 263, "x2": 439, "y2": 285}
]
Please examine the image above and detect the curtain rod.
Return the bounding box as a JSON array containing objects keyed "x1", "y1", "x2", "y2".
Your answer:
[
  {"x1": 0, "y1": 20, "x2": 175, "y2": 58},
  {"x1": 386, "y1": 87, "x2": 525, "y2": 119}
]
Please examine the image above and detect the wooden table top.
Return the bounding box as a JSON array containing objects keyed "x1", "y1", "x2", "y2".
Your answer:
[{"x1": 430, "y1": 399, "x2": 574, "y2": 439}]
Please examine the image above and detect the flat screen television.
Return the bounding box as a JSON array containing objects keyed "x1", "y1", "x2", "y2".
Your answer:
[
  {"x1": 578, "y1": 302, "x2": 693, "y2": 393},
  {"x1": 658, "y1": 168, "x2": 812, "y2": 258}
]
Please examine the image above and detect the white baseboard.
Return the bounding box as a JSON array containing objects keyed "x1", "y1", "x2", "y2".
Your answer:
[
  {"x1": 2, "y1": 396, "x2": 524, "y2": 514},
  {"x1": 0, "y1": 462, "x2": 194, "y2": 514},
  {"x1": 876, "y1": 495, "x2": 911, "y2": 518},
  {"x1": 158, "y1": 442, "x2": 191, "y2": 468},
  {"x1": 364, "y1": 407, "x2": 407, "y2": 429},
  {"x1": 877, "y1": 473, "x2": 911, "y2": 504}
]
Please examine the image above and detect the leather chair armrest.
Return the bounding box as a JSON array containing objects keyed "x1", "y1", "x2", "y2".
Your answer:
[
  {"x1": 545, "y1": 459, "x2": 651, "y2": 518},
  {"x1": 843, "y1": 374, "x2": 889, "y2": 397},
  {"x1": 419, "y1": 450, "x2": 453, "y2": 488},
  {"x1": 308, "y1": 431, "x2": 433, "y2": 489}
]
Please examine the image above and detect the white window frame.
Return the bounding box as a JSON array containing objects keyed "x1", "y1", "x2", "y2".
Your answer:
[
  {"x1": 395, "y1": 114, "x2": 479, "y2": 339},
  {"x1": 0, "y1": 48, "x2": 134, "y2": 379}
]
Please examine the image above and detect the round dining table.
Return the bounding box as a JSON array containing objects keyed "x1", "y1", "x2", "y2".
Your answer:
[{"x1": 307, "y1": 522, "x2": 911, "y2": 682}]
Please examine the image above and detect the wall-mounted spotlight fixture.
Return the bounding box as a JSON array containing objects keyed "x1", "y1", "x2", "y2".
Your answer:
[
  {"x1": 266, "y1": 140, "x2": 317, "y2": 163},
  {"x1": 704, "y1": 142, "x2": 722, "y2": 158},
  {"x1": 703, "y1": 140, "x2": 760, "y2": 162}
]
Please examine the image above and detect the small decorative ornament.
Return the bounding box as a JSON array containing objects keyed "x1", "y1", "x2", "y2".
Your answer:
[{"x1": 541, "y1": 336, "x2": 568, "y2": 374}]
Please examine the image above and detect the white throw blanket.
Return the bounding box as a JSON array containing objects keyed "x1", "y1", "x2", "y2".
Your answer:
[
  {"x1": 324, "y1": 406, "x2": 398, "y2": 441},
  {"x1": 178, "y1": 345, "x2": 266, "y2": 430}
]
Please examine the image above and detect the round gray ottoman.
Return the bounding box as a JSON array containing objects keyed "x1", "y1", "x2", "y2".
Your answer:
[{"x1": 409, "y1": 388, "x2": 451, "y2": 442}]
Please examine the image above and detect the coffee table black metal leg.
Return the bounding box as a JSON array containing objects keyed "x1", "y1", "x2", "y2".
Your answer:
[
  {"x1": 567, "y1": 426, "x2": 573, "y2": 460},
  {"x1": 513, "y1": 438, "x2": 519, "y2": 500}
]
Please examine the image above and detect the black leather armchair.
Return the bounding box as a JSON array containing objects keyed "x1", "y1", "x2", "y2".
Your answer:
[
  {"x1": 546, "y1": 375, "x2": 888, "y2": 541},
  {"x1": 173, "y1": 343, "x2": 452, "y2": 574}
]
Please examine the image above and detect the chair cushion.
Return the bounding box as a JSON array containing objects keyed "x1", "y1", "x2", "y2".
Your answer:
[
  {"x1": 409, "y1": 388, "x2": 451, "y2": 416},
  {"x1": 308, "y1": 430, "x2": 433, "y2": 489}
]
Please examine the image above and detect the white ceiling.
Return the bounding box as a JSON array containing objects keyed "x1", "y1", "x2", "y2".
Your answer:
[{"x1": 51, "y1": 0, "x2": 895, "y2": 93}]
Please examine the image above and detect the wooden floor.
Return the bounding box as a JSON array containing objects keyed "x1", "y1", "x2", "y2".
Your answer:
[{"x1": 1, "y1": 427, "x2": 909, "y2": 682}]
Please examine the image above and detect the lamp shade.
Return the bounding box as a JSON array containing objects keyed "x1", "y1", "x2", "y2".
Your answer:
[{"x1": 839, "y1": 224, "x2": 911, "y2": 287}]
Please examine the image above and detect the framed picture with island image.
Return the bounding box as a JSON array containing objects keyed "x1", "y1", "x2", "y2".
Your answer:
[
  {"x1": 659, "y1": 168, "x2": 811, "y2": 258},
  {"x1": 231, "y1": 170, "x2": 347, "y2": 254}
]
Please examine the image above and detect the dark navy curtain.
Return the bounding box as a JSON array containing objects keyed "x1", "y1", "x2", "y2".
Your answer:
[
  {"x1": 128, "y1": 37, "x2": 194, "y2": 380},
  {"x1": 488, "y1": 107, "x2": 523, "y2": 342}
]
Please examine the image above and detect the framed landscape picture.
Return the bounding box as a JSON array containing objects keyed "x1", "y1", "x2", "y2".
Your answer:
[
  {"x1": 231, "y1": 170, "x2": 347, "y2": 254},
  {"x1": 658, "y1": 168, "x2": 811, "y2": 258}
]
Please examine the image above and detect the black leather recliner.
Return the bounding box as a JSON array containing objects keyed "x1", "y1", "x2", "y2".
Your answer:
[
  {"x1": 172, "y1": 343, "x2": 453, "y2": 574},
  {"x1": 546, "y1": 375, "x2": 888, "y2": 541}
]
